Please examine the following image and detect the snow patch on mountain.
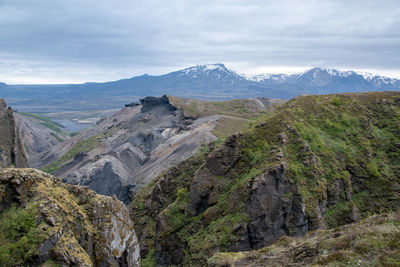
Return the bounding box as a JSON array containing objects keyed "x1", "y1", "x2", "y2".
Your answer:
[
  {"x1": 245, "y1": 73, "x2": 292, "y2": 82},
  {"x1": 179, "y1": 63, "x2": 244, "y2": 81}
]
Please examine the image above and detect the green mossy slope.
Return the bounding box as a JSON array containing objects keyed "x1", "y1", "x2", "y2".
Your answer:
[{"x1": 131, "y1": 92, "x2": 400, "y2": 266}]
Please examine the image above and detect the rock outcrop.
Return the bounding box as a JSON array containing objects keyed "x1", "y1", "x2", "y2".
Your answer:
[
  {"x1": 0, "y1": 168, "x2": 140, "y2": 266},
  {"x1": 131, "y1": 92, "x2": 400, "y2": 266},
  {"x1": 0, "y1": 99, "x2": 28, "y2": 168},
  {"x1": 245, "y1": 164, "x2": 309, "y2": 250}
]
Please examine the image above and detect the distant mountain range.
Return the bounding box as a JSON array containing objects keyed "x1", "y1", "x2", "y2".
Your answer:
[{"x1": 1, "y1": 64, "x2": 399, "y2": 111}]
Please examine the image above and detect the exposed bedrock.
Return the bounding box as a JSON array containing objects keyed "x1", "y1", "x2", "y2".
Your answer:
[{"x1": 0, "y1": 98, "x2": 28, "y2": 168}]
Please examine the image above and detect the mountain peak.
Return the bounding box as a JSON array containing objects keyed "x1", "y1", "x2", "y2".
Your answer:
[{"x1": 175, "y1": 63, "x2": 243, "y2": 81}]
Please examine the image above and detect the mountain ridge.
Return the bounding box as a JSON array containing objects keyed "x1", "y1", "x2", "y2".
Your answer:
[{"x1": 2, "y1": 64, "x2": 399, "y2": 112}]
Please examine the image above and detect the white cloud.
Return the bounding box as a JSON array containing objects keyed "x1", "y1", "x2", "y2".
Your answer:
[{"x1": 0, "y1": 0, "x2": 398, "y2": 83}]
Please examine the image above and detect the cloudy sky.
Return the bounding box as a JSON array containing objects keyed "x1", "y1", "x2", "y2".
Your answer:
[{"x1": 0, "y1": 0, "x2": 399, "y2": 83}]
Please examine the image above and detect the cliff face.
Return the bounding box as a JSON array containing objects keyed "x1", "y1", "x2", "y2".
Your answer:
[
  {"x1": 0, "y1": 99, "x2": 28, "y2": 168},
  {"x1": 0, "y1": 168, "x2": 140, "y2": 266},
  {"x1": 131, "y1": 92, "x2": 400, "y2": 266}
]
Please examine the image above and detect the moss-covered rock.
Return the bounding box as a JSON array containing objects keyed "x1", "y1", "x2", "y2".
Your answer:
[
  {"x1": 131, "y1": 91, "x2": 400, "y2": 266},
  {"x1": 0, "y1": 168, "x2": 140, "y2": 266},
  {"x1": 208, "y1": 212, "x2": 400, "y2": 267}
]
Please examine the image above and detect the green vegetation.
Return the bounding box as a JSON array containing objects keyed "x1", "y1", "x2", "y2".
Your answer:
[
  {"x1": 131, "y1": 153, "x2": 207, "y2": 265},
  {"x1": 0, "y1": 167, "x2": 136, "y2": 266},
  {"x1": 53, "y1": 134, "x2": 65, "y2": 143},
  {"x1": 132, "y1": 92, "x2": 400, "y2": 266},
  {"x1": 20, "y1": 112, "x2": 66, "y2": 135},
  {"x1": 212, "y1": 117, "x2": 249, "y2": 139},
  {"x1": 69, "y1": 132, "x2": 79, "y2": 137},
  {"x1": 280, "y1": 93, "x2": 400, "y2": 221},
  {"x1": 42, "y1": 126, "x2": 116, "y2": 173},
  {"x1": 42, "y1": 260, "x2": 61, "y2": 267},
  {"x1": 209, "y1": 212, "x2": 400, "y2": 266},
  {"x1": 0, "y1": 204, "x2": 45, "y2": 265},
  {"x1": 141, "y1": 248, "x2": 156, "y2": 267},
  {"x1": 168, "y1": 96, "x2": 279, "y2": 120}
]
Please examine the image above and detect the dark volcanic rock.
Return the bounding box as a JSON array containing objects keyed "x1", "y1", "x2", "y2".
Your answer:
[
  {"x1": 246, "y1": 164, "x2": 308, "y2": 249},
  {"x1": 125, "y1": 102, "x2": 140, "y2": 107},
  {"x1": 81, "y1": 162, "x2": 133, "y2": 202},
  {"x1": 140, "y1": 95, "x2": 177, "y2": 113},
  {"x1": 188, "y1": 133, "x2": 243, "y2": 216}
]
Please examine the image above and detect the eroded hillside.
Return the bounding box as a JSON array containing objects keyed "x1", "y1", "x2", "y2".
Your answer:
[
  {"x1": 35, "y1": 95, "x2": 280, "y2": 202},
  {"x1": 131, "y1": 91, "x2": 400, "y2": 266},
  {"x1": 15, "y1": 112, "x2": 71, "y2": 159}
]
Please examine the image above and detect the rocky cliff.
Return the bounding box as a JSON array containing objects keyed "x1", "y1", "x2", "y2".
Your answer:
[
  {"x1": 131, "y1": 91, "x2": 400, "y2": 266},
  {"x1": 0, "y1": 99, "x2": 28, "y2": 168},
  {"x1": 0, "y1": 168, "x2": 140, "y2": 266},
  {"x1": 35, "y1": 95, "x2": 277, "y2": 203}
]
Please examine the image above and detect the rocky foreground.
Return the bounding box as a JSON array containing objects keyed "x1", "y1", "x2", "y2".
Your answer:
[
  {"x1": 208, "y1": 212, "x2": 400, "y2": 266},
  {"x1": 0, "y1": 168, "x2": 140, "y2": 266}
]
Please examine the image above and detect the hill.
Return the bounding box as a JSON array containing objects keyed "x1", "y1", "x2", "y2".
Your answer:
[
  {"x1": 130, "y1": 91, "x2": 400, "y2": 266},
  {"x1": 35, "y1": 95, "x2": 280, "y2": 203}
]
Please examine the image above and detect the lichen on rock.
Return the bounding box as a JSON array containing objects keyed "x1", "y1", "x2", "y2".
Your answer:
[{"x1": 0, "y1": 168, "x2": 140, "y2": 266}]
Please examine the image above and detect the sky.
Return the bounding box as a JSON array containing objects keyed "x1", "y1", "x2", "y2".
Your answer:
[{"x1": 0, "y1": 0, "x2": 399, "y2": 84}]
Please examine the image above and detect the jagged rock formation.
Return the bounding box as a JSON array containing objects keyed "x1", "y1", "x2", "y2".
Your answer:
[
  {"x1": 0, "y1": 168, "x2": 140, "y2": 266},
  {"x1": 0, "y1": 99, "x2": 28, "y2": 168},
  {"x1": 208, "y1": 212, "x2": 400, "y2": 266},
  {"x1": 35, "y1": 95, "x2": 278, "y2": 203},
  {"x1": 131, "y1": 91, "x2": 400, "y2": 266}
]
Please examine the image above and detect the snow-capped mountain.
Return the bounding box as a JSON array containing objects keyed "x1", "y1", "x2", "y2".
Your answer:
[
  {"x1": 3, "y1": 64, "x2": 400, "y2": 111},
  {"x1": 250, "y1": 67, "x2": 398, "y2": 85},
  {"x1": 247, "y1": 67, "x2": 399, "y2": 95},
  {"x1": 178, "y1": 63, "x2": 244, "y2": 80}
]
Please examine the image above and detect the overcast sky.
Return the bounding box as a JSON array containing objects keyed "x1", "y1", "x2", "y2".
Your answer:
[{"x1": 0, "y1": 0, "x2": 399, "y2": 84}]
